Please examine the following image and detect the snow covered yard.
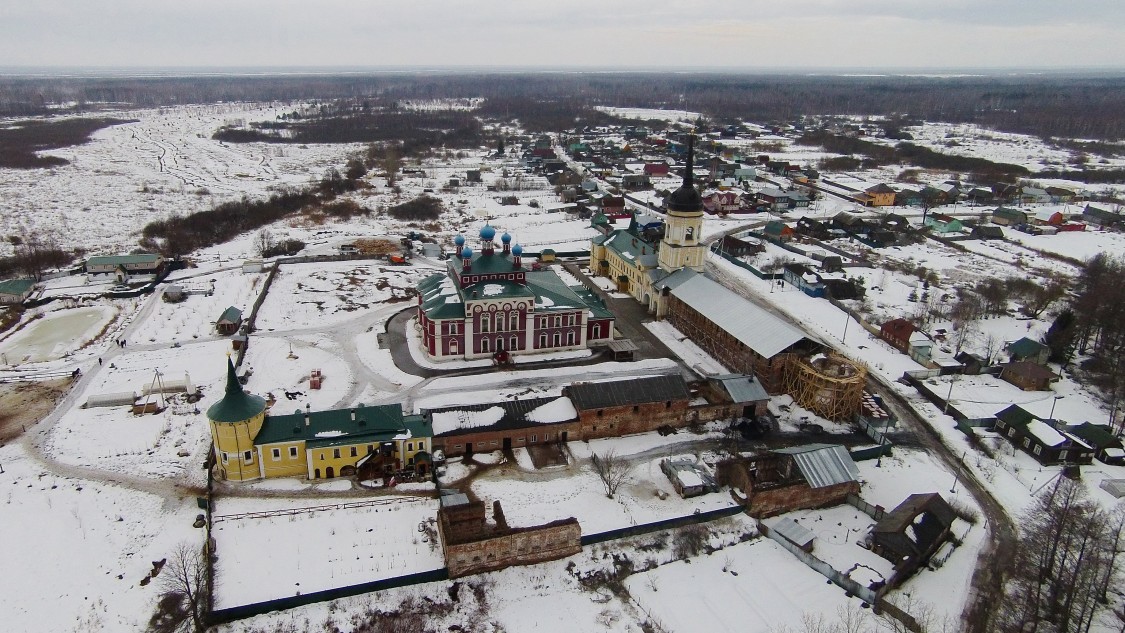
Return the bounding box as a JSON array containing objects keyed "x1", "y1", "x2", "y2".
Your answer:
[
  {"x1": 131, "y1": 270, "x2": 267, "y2": 344},
  {"x1": 0, "y1": 445, "x2": 204, "y2": 633},
  {"x1": 240, "y1": 334, "x2": 355, "y2": 412},
  {"x1": 625, "y1": 537, "x2": 861, "y2": 633},
  {"x1": 464, "y1": 440, "x2": 737, "y2": 536},
  {"x1": 255, "y1": 261, "x2": 434, "y2": 331},
  {"x1": 212, "y1": 496, "x2": 443, "y2": 608},
  {"x1": 41, "y1": 339, "x2": 230, "y2": 479}
]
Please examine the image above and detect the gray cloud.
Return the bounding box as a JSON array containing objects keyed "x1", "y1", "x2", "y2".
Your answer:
[{"x1": 0, "y1": 1, "x2": 1121, "y2": 69}]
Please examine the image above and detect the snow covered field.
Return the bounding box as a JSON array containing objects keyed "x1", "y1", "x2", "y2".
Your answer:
[
  {"x1": 0, "y1": 103, "x2": 360, "y2": 257},
  {"x1": 212, "y1": 496, "x2": 443, "y2": 608}
]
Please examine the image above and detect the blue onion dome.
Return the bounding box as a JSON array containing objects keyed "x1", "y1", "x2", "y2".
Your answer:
[
  {"x1": 454, "y1": 234, "x2": 465, "y2": 247},
  {"x1": 461, "y1": 246, "x2": 472, "y2": 259},
  {"x1": 512, "y1": 244, "x2": 523, "y2": 256},
  {"x1": 480, "y1": 224, "x2": 497, "y2": 240},
  {"x1": 501, "y1": 232, "x2": 512, "y2": 244}
]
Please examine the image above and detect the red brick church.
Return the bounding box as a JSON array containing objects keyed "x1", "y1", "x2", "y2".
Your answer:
[{"x1": 416, "y1": 226, "x2": 615, "y2": 361}]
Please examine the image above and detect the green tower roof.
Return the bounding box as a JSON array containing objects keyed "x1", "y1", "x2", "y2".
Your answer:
[{"x1": 207, "y1": 357, "x2": 267, "y2": 424}]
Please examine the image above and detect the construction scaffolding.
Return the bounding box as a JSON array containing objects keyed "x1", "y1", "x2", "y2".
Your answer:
[{"x1": 780, "y1": 353, "x2": 867, "y2": 421}]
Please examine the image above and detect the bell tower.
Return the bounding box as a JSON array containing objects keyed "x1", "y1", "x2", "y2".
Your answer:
[{"x1": 658, "y1": 134, "x2": 707, "y2": 273}]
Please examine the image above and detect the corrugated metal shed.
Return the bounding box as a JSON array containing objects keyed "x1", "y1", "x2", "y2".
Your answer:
[
  {"x1": 773, "y1": 517, "x2": 816, "y2": 550},
  {"x1": 774, "y1": 443, "x2": 859, "y2": 488},
  {"x1": 567, "y1": 374, "x2": 688, "y2": 411},
  {"x1": 712, "y1": 374, "x2": 769, "y2": 404},
  {"x1": 669, "y1": 271, "x2": 807, "y2": 359}
]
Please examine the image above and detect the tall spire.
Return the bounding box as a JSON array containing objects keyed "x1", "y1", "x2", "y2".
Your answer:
[
  {"x1": 224, "y1": 355, "x2": 242, "y2": 397},
  {"x1": 666, "y1": 131, "x2": 703, "y2": 215},
  {"x1": 683, "y1": 133, "x2": 694, "y2": 188}
]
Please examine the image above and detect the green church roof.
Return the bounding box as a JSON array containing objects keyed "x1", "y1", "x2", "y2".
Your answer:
[{"x1": 206, "y1": 358, "x2": 268, "y2": 424}]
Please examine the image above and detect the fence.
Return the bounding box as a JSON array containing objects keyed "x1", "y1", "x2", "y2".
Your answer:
[
  {"x1": 845, "y1": 493, "x2": 885, "y2": 521},
  {"x1": 212, "y1": 496, "x2": 429, "y2": 523},
  {"x1": 710, "y1": 248, "x2": 781, "y2": 281},
  {"x1": 207, "y1": 567, "x2": 450, "y2": 626},
  {"x1": 236, "y1": 263, "x2": 279, "y2": 368},
  {"x1": 758, "y1": 520, "x2": 920, "y2": 632},
  {"x1": 580, "y1": 504, "x2": 746, "y2": 546}
]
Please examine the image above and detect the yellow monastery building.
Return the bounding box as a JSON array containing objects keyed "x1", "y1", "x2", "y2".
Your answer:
[
  {"x1": 206, "y1": 359, "x2": 433, "y2": 482},
  {"x1": 590, "y1": 135, "x2": 708, "y2": 316}
]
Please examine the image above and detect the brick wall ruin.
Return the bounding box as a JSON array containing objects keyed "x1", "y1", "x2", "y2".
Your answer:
[{"x1": 438, "y1": 499, "x2": 582, "y2": 578}]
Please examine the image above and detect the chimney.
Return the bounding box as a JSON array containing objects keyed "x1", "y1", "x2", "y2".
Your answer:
[
  {"x1": 350, "y1": 408, "x2": 356, "y2": 422},
  {"x1": 304, "y1": 403, "x2": 311, "y2": 427}
]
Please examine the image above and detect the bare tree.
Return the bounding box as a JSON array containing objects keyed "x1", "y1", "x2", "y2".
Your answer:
[
  {"x1": 591, "y1": 450, "x2": 633, "y2": 498},
  {"x1": 158, "y1": 541, "x2": 209, "y2": 633},
  {"x1": 255, "y1": 229, "x2": 274, "y2": 258}
]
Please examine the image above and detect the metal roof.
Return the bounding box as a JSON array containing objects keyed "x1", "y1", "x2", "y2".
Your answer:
[
  {"x1": 774, "y1": 444, "x2": 859, "y2": 488},
  {"x1": 206, "y1": 359, "x2": 267, "y2": 424},
  {"x1": 711, "y1": 374, "x2": 769, "y2": 404},
  {"x1": 669, "y1": 271, "x2": 808, "y2": 359},
  {"x1": 772, "y1": 518, "x2": 816, "y2": 548},
  {"x1": 566, "y1": 374, "x2": 688, "y2": 411}
]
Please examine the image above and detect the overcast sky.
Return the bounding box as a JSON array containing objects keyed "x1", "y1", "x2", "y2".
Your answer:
[{"x1": 1, "y1": 1, "x2": 1123, "y2": 70}]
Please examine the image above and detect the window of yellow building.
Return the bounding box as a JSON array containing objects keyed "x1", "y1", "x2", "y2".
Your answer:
[
  {"x1": 272, "y1": 448, "x2": 281, "y2": 460},
  {"x1": 289, "y1": 446, "x2": 298, "y2": 458}
]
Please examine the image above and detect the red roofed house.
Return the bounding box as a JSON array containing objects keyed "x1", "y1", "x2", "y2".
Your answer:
[{"x1": 880, "y1": 318, "x2": 915, "y2": 354}]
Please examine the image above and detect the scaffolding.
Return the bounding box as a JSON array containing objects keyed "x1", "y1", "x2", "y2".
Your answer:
[{"x1": 781, "y1": 353, "x2": 867, "y2": 421}]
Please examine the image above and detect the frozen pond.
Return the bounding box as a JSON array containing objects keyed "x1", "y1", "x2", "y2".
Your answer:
[{"x1": 0, "y1": 306, "x2": 116, "y2": 364}]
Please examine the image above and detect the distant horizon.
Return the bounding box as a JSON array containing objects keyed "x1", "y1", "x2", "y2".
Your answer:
[{"x1": 2, "y1": 64, "x2": 1125, "y2": 80}]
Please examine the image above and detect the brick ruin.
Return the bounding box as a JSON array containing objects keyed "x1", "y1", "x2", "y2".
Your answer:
[
  {"x1": 717, "y1": 452, "x2": 859, "y2": 518},
  {"x1": 438, "y1": 496, "x2": 582, "y2": 578}
]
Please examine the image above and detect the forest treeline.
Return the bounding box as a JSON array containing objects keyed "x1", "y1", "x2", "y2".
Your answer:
[
  {"x1": 797, "y1": 130, "x2": 1030, "y2": 181},
  {"x1": 2, "y1": 72, "x2": 1124, "y2": 140},
  {"x1": 0, "y1": 117, "x2": 133, "y2": 168},
  {"x1": 213, "y1": 108, "x2": 484, "y2": 150}
]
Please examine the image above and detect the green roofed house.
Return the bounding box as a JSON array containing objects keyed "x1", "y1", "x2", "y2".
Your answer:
[
  {"x1": 993, "y1": 404, "x2": 1094, "y2": 466},
  {"x1": 0, "y1": 278, "x2": 37, "y2": 304},
  {"x1": 216, "y1": 306, "x2": 243, "y2": 336},
  {"x1": 1067, "y1": 423, "x2": 1125, "y2": 465},
  {"x1": 1005, "y1": 337, "x2": 1050, "y2": 365},
  {"x1": 206, "y1": 358, "x2": 433, "y2": 482}
]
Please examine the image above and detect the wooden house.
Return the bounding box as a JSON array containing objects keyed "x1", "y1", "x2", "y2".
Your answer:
[
  {"x1": 991, "y1": 207, "x2": 1027, "y2": 226},
  {"x1": 216, "y1": 306, "x2": 243, "y2": 336},
  {"x1": 762, "y1": 220, "x2": 795, "y2": 243},
  {"x1": 999, "y1": 361, "x2": 1058, "y2": 391},
  {"x1": 993, "y1": 405, "x2": 1094, "y2": 465},
  {"x1": 924, "y1": 213, "x2": 964, "y2": 234},
  {"x1": 864, "y1": 184, "x2": 897, "y2": 207},
  {"x1": 1005, "y1": 337, "x2": 1050, "y2": 365},
  {"x1": 0, "y1": 278, "x2": 36, "y2": 304},
  {"x1": 880, "y1": 318, "x2": 915, "y2": 353},
  {"x1": 1067, "y1": 423, "x2": 1125, "y2": 465}
]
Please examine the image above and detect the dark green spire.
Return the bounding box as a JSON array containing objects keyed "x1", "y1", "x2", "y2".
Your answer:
[{"x1": 207, "y1": 356, "x2": 267, "y2": 424}]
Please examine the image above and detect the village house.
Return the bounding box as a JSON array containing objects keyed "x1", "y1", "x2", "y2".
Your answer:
[
  {"x1": 0, "y1": 278, "x2": 37, "y2": 304},
  {"x1": 206, "y1": 359, "x2": 434, "y2": 482},
  {"x1": 216, "y1": 306, "x2": 243, "y2": 336},
  {"x1": 1019, "y1": 186, "x2": 1051, "y2": 205},
  {"x1": 1067, "y1": 423, "x2": 1125, "y2": 465},
  {"x1": 718, "y1": 444, "x2": 861, "y2": 518},
  {"x1": 1082, "y1": 204, "x2": 1122, "y2": 229},
  {"x1": 1005, "y1": 337, "x2": 1050, "y2": 365},
  {"x1": 993, "y1": 405, "x2": 1094, "y2": 465},
  {"x1": 861, "y1": 183, "x2": 897, "y2": 207},
  {"x1": 999, "y1": 360, "x2": 1058, "y2": 391},
  {"x1": 880, "y1": 318, "x2": 916, "y2": 354},
  {"x1": 990, "y1": 207, "x2": 1028, "y2": 227},
  {"x1": 762, "y1": 220, "x2": 796, "y2": 242},
  {"x1": 924, "y1": 213, "x2": 964, "y2": 234}
]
